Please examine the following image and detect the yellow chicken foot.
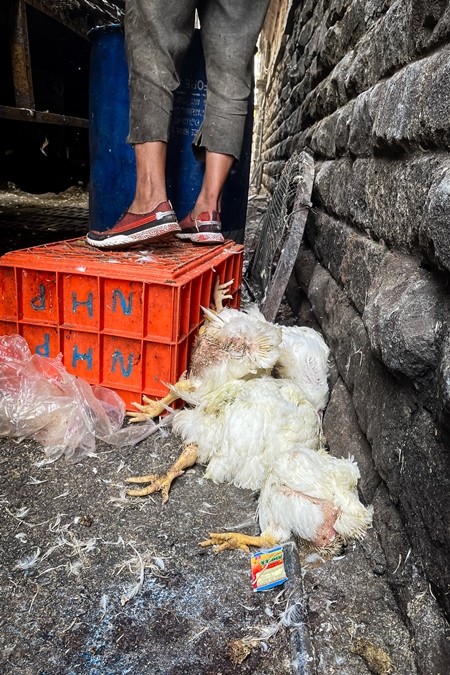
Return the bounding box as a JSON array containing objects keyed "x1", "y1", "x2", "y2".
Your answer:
[
  {"x1": 125, "y1": 444, "x2": 198, "y2": 501},
  {"x1": 127, "y1": 379, "x2": 195, "y2": 422},
  {"x1": 127, "y1": 393, "x2": 178, "y2": 422},
  {"x1": 200, "y1": 532, "x2": 278, "y2": 553},
  {"x1": 213, "y1": 277, "x2": 234, "y2": 312}
]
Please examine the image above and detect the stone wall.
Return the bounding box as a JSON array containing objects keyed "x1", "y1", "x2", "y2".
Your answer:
[{"x1": 259, "y1": 0, "x2": 450, "y2": 669}]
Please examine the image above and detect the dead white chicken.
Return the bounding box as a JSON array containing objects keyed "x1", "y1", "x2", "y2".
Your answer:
[
  {"x1": 126, "y1": 278, "x2": 282, "y2": 421},
  {"x1": 275, "y1": 324, "x2": 330, "y2": 413},
  {"x1": 128, "y1": 277, "x2": 329, "y2": 422},
  {"x1": 232, "y1": 305, "x2": 330, "y2": 413},
  {"x1": 126, "y1": 377, "x2": 372, "y2": 552}
]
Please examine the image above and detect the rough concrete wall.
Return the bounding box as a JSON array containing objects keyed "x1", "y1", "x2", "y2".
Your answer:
[{"x1": 260, "y1": 0, "x2": 450, "y2": 667}]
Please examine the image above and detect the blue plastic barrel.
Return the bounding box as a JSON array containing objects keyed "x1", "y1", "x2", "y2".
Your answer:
[
  {"x1": 89, "y1": 25, "x2": 136, "y2": 233},
  {"x1": 89, "y1": 26, "x2": 252, "y2": 241}
]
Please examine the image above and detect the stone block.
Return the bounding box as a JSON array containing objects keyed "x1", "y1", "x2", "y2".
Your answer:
[
  {"x1": 344, "y1": 0, "x2": 414, "y2": 96},
  {"x1": 298, "y1": 15, "x2": 315, "y2": 47},
  {"x1": 293, "y1": 244, "x2": 318, "y2": 291},
  {"x1": 328, "y1": 0, "x2": 351, "y2": 27},
  {"x1": 347, "y1": 90, "x2": 373, "y2": 156},
  {"x1": 363, "y1": 254, "x2": 444, "y2": 383},
  {"x1": 319, "y1": 0, "x2": 365, "y2": 70},
  {"x1": 324, "y1": 377, "x2": 381, "y2": 503},
  {"x1": 399, "y1": 409, "x2": 450, "y2": 619},
  {"x1": 300, "y1": 51, "x2": 354, "y2": 125},
  {"x1": 412, "y1": 0, "x2": 450, "y2": 53},
  {"x1": 307, "y1": 210, "x2": 387, "y2": 314},
  {"x1": 299, "y1": 0, "x2": 316, "y2": 25},
  {"x1": 314, "y1": 155, "x2": 447, "y2": 262},
  {"x1": 313, "y1": 157, "x2": 353, "y2": 219},
  {"x1": 297, "y1": 293, "x2": 324, "y2": 332},
  {"x1": 420, "y1": 160, "x2": 450, "y2": 272},
  {"x1": 364, "y1": 0, "x2": 396, "y2": 25},
  {"x1": 437, "y1": 336, "x2": 450, "y2": 428},
  {"x1": 334, "y1": 101, "x2": 353, "y2": 153},
  {"x1": 264, "y1": 160, "x2": 285, "y2": 178},
  {"x1": 305, "y1": 262, "x2": 450, "y2": 617},
  {"x1": 309, "y1": 117, "x2": 337, "y2": 158},
  {"x1": 372, "y1": 46, "x2": 450, "y2": 153}
]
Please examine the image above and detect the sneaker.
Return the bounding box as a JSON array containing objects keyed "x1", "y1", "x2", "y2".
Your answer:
[
  {"x1": 176, "y1": 210, "x2": 224, "y2": 244},
  {"x1": 86, "y1": 201, "x2": 180, "y2": 250}
]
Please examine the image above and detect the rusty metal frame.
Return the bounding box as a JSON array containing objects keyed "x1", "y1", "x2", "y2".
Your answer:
[
  {"x1": 0, "y1": 105, "x2": 89, "y2": 128},
  {"x1": 5, "y1": 0, "x2": 89, "y2": 128},
  {"x1": 25, "y1": 0, "x2": 89, "y2": 39},
  {"x1": 9, "y1": 0, "x2": 35, "y2": 109}
]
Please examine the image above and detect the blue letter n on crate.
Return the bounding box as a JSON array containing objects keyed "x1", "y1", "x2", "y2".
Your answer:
[
  {"x1": 112, "y1": 290, "x2": 133, "y2": 316},
  {"x1": 111, "y1": 350, "x2": 134, "y2": 378}
]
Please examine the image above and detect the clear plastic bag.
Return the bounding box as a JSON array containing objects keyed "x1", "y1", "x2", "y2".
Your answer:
[{"x1": 0, "y1": 335, "x2": 157, "y2": 463}]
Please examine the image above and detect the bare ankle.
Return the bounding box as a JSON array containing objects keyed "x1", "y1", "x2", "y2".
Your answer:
[
  {"x1": 192, "y1": 198, "x2": 219, "y2": 218},
  {"x1": 129, "y1": 195, "x2": 168, "y2": 214}
]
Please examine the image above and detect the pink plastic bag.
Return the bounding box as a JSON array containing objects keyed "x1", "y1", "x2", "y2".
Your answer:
[{"x1": 0, "y1": 335, "x2": 157, "y2": 463}]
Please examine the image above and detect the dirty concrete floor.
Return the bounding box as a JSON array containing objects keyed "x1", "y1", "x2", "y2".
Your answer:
[
  {"x1": 0, "y1": 187, "x2": 429, "y2": 674},
  {"x1": 1, "y1": 432, "x2": 294, "y2": 675}
]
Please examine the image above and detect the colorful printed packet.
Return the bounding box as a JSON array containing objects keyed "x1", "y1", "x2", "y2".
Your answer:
[{"x1": 251, "y1": 546, "x2": 287, "y2": 592}]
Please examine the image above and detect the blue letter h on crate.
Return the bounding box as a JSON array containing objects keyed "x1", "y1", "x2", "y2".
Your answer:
[
  {"x1": 72, "y1": 346, "x2": 93, "y2": 371},
  {"x1": 72, "y1": 292, "x2": 93, "y2": 317}
]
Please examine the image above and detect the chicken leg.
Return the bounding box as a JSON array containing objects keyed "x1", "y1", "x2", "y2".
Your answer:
[
  {"x1": 200, "y1": 532, "x2": 278, "y2": 553},
  {"x1": 127, "y1": 379, "x2": 195, "y2": 422},
  {"x1": 125, "y1": 443, "x2": 198, "y2": 501},
  {"x1": 213, "y1": 277, "x2": 233, "y2": 312}
]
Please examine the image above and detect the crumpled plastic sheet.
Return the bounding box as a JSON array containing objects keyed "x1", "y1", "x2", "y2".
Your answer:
[{"x1": 0, "y1": 334, "x2": 159, "y2": 463}]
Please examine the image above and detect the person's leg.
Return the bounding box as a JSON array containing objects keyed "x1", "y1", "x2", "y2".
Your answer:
[
  {"x1": 195, "y1": 0, "x2": 270, "y2": 161},
  {"x1": 193, "y1": 150, "x2": 234, "y2": 215},
  {"x1": 126, "y1": 0, "x2": 196, "y2": 147},
  {"x1": 126, "y1": 0, "x2": 197, "y2": 213},
  {"x1": 87, "y1": 0, "x2": 196, "y2": 248},
  {"x1": 177, "y1": 0, "x2": 270, "y2": 244},
  {"x1": 176, "y1": 150, "x2": 234, "y2": 244},
  {"x1": 129, "y1": 141, "x2": 167, "y2": 214}
]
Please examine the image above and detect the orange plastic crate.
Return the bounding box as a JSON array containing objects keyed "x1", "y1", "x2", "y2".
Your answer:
[{"x1": 0, "y1": 237, "x2": 243, "y2": 409}]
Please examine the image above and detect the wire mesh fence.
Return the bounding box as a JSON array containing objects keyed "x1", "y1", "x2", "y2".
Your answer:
[{"x1": 244, "y1": 152, "x2": 303, "y2": 305}]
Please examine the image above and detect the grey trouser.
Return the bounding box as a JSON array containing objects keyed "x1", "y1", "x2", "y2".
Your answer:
[{"x1": 125, "y1": 0, "x2": 270, "y2": 160}]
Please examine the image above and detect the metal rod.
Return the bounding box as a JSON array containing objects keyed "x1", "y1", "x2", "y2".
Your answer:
[
  {"x1": 9, "y1": 0, "x2": 35, "y2": 109},
  {"x1": 0, "y1": 105, "x2": 89, "y2": 128}
]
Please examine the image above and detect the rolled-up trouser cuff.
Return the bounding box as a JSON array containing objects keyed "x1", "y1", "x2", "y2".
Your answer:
[
  {"x1": 127, "y1": 81, "x2": 172, "y2": 145},
  {"x1": 192, "y1": 99, "x2": 248, "y2": 162}
]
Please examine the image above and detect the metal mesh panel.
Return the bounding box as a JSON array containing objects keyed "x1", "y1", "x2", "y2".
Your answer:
[{"x1": 244, "y1": 152, "x2": 301, "y2": 304}]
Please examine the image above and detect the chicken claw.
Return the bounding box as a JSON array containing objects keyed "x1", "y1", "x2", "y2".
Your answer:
[
  {"x1": 213, "y1": 277, "x2": 233, "y2": 312},
  {"x1": 127, "y1": 379, "x2": 194, "y2": 422},
  {"x1": 200, "y1": 532, "x2": 278, "y2": 553},
  {"x1": 127, "y1": 394, "x2": 173, "y2": 422},
  {"x1": 125, "y1": 444, "x2": 198, "y2": 501}
]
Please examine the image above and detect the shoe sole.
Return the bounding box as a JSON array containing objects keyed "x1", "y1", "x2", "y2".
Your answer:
[
  {"x1": 86, "y1": 221, "x2": 181, "y2": 250},
  {"x1": 176, "y1": 232, "x2": 224, "y2": 244}
]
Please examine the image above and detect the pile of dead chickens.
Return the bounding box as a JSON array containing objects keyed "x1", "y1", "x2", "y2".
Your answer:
[{"x1": 126, "y1": 280, "x2": 373, "y2": 554}]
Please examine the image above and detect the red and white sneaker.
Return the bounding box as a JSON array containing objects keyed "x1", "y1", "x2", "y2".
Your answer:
[
  {"x1": 176, "y1": 210, "x2": 224, "y2": 245},
  {"x1": 86, "y1": 201, "x2": 180, "y2": 250}
]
